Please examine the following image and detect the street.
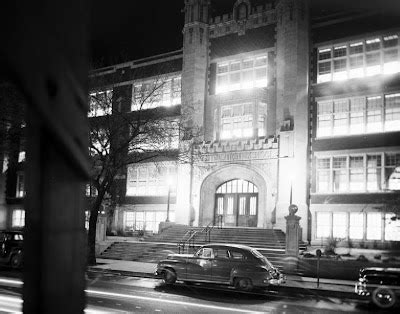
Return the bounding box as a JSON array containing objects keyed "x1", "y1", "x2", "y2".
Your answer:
[{"x1": 0, "y1": 269, "x2": 379, "y2": 313}]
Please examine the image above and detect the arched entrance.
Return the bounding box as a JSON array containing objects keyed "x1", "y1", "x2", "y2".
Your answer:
[
  {"x1": 199, "y1": 164, "x2": 269, "y2": 228},
  {"x1": 215, "y1": 179, "x2": 258, "y2": 227}
]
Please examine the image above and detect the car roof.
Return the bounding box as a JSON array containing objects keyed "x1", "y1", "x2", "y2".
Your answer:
[
  {"x1": 362, "y1": 267, "x2": 400, "y2": 274},
  {"x1": 0, "y1": 230, "x2": 23, "y2": 233},
  {"x1": 201, "y1": 243, "x2": 254, "y2": 251}
]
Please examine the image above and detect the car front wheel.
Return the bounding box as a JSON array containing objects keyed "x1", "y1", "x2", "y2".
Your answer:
[
  {"x1": 234, "y1": 277, "x2": 253, "y2": 291},
  {"x1": 162, "y1": 268, "x2": 176, "y2": 284},
  {"x1": 372, "y1": 286, "x2": 396, "y2": 309}
]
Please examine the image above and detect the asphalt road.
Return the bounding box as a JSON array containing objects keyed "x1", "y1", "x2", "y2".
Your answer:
[{"x1": 0, "y1": 268, "x2": 387, "y2": 313}]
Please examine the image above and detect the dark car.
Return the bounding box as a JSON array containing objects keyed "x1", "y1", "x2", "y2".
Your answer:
[
  {"x1": 155, "y1": 243, "x2": 285, "y2": 291},
  {"x1": 355, "y1": 267, "x2": 400, "y2": 309},
  {"x1": 0, "y1": 230, "x2": 23, "y2": 269}
]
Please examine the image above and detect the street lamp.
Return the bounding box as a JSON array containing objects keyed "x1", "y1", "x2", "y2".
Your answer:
[{"x1": 166, "y1": 175, "x2": 174, "y2": 222}]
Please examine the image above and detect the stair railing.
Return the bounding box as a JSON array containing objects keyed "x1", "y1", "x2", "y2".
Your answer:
[{"x1": 178, "y1": 229, "x2": 197, "y2": 254}]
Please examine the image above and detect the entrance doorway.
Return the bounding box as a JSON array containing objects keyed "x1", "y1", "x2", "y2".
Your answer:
[{"x1": 214, "y1": 179, "x2": 258, "y2": 227}]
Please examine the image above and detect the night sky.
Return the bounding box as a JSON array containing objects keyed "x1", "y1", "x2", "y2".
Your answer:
[{"x1": 89, "y1": 0, "x2": 400, "y2": 67}]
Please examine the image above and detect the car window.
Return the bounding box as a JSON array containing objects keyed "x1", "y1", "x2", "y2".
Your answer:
[
  {"x1": 229, "y1": 249, "x2": 246, "y2": 260},
  {"x1": 195, "y1": 248, "x2": 214, "y2": 258},
  {"x1": 213, "y1": 248, "x2": 230, "y2": 260},
  {"x1": 0, "y1": 233, "x2": 5, "y2": 242},
  {"x1": 13, "y1": 234, "x2": 23, "y2": 241}
]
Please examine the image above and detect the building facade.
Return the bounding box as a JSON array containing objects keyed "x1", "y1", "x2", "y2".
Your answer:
[{"x1": 3, "y1": 0, "x2": 400, "y2": 248}]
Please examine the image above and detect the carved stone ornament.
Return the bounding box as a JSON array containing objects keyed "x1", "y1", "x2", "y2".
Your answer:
[{"x1": 288, "y1": 204, "x2": 298, "y2": 216}]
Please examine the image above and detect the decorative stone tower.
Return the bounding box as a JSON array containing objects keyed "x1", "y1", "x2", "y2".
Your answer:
[
  {"x1": 275, "y1": 0, "x2": 310, "y2": 241},
  {"x1": 181, "y1": 0, "x2": 210, "y2": 140},
  {"x1": 175, "y1": 0, "x2": 210, "y2": 226}
]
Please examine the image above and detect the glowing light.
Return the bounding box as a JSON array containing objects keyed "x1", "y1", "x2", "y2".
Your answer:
[{"x1": 384, "y1": 61, "x2": 400, "y2": 74}]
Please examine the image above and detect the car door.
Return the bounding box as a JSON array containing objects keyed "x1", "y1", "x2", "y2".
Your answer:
[
  {"x1": 186, "y1": 247, "x2": 213, "y2": 282},
  {"x1": 211, "y1": 246, "x2": 231, "y2": 283}
]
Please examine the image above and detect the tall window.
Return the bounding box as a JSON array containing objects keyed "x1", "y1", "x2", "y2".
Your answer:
[
  {"x1": 317, "y1": 33, "x2": 400, "y2": 83},
  {"x1": 216, "y1": 54, "x2": 268, "y2": 94},
  {"x1": 316, "y1": 158, "x2": 330, "y2": 192},
  {"x1": 385, "y1": 153, "x2": 400, "y2": 190},
  {"x1": 316, "y1": 212, "x2": 331, "y2": 238},
  {"x1": 384, "y1": 213, "x2": 400, "y2": 241},
  {"x1": 220, "y1": 103, "x2": 253, "y2": 140},
  {"x1": 89, "y1": 90, "x2": 112, "y2": 117},
  {"x1": 349, "y1": 156, "x2": 364, "y2": 191},
  {"x1": 332, "y1": 157, "x2": 347, "y2": 192},
  {"x1": 316, "y1": 92, "x2": 400, "y2": 137},
  {"x1": 12, "y1": 209, "x2": 25, "y2": 228},
  {"x1": 384, "y1": 93, "x2": 400, "y2": 131},
  {"x1": 366, "y1": 212, "x2": 382, "y2": 240},
  {"x1": 332, "y1": 212, "x2": 347, "y2": 238},
  {"x1": 349, "y1": 212, "x2": 364, "y2": 239},
  {"x1": 16, "y1": 172, "x2": 25, "y2": 198},
  {"x1": 127, "y1": 163, "x2": 177, "y2": 196},
  {"x1": 316, "y1": 153, "x2": 399, "y2": 193},
  {"x1": 366, "y1": 155, "x2": 382, "y2": 191},
  {"x1": 132, "y1": 76, "x2": 181, "y2": 111}
]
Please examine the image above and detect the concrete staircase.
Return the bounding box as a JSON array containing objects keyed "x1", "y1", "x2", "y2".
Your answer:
[{"x1": 99, "y1": 225, "x2": 295, "y2": 269}]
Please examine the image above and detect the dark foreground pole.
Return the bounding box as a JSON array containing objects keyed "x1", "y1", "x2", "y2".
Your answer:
[{"x1": 0, "y1": 1, "x2": 89, "y2": 313}]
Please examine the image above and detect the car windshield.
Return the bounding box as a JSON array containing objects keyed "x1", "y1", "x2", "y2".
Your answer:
[{"x1": 251, "y1": 249, "x2": 273, "y2": 268}]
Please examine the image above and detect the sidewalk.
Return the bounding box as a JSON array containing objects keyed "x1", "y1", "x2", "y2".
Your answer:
[{"x1": 89, "y1": 258, "x2": 357, "y2": 297}]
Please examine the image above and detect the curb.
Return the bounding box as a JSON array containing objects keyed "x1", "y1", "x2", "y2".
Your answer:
[{"x1": 86, "y1": 267, "x2": 361, "y2": 299}]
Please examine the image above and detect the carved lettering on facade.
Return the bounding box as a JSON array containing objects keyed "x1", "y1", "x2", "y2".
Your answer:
[{"x1": 199, "y1": 149, "x2": 278, "y2": 163}]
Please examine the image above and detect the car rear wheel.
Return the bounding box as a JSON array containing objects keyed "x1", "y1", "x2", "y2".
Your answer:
[
  {"x1": 10, "y1": 253, "x2": 22, "y2": 269},
  {"x1": 162, "y1": 268, "x2": 176, "y2": 284},
  {"x1": 234, "y1": 277, "x2": 253, "y2": 291},
  {"x1": 372, "y1": 286, "x2": 396, "y2": 309}
]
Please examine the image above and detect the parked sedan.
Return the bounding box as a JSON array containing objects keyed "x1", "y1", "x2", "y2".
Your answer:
[
  {"x1": 0, "y1": 230, "x2": 23, "y2": 269},
  {"x1": 155, "y1": 243, "x2": 285, "y2": 291},
  {"x1": 355, "y1": 267, "x2": 400, "y2": 309}
]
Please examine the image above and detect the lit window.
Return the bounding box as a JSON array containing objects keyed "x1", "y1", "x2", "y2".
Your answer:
[
  {"x1": 349, "y1": 212, "x2": 364, "y2": 239},
  {"x1": 220, "y1": 103, "x2": 253, "y2": 140},
  {"x1": 317, "y1": 34, "x2": 400, "y2": 83},
  {"x1": 124, "y1": 212, "x2": 134, "y2": 231},
  {"x1": 384, "y1": 93, "x2": 400, "y2": 131},
  {"x1": 316, "y1": 158, "x2": 330, "y2": 192},
  {"x1": 334, "y1": 46, "x2": 347, "y2": 58},
  {"x1": 385, "y1": 153, "x2": 400, "y2": 190},
  {"x1": 332, "y1": 212, "x2": 347, "y2": 238},
  {"x1": 366, "y1": 96, "x2": 382, "y2": 133},
  {"x1": 366, "y1": 52, "x2": 381, "y2": 76},
  {"x1": 333, "y1": 100, "x2": 348, "y2": 135},
  {"x1": 258, "y1": 115, "x2": 266, "y2": 137},
  {"x1": 317, "y1": 101, "x2": 332, "y2": 137},
  {"x1": 366, "y1": 212, "x2": 382, "y2": 240},
  {"x1": 132, "y1": 76, "x2": 181, "y2": 111},
  {"x1": 365, "y1": 38, "x2": 381, "y2": 51},
  {"x1": 383, "y1": 35, "x2": 398, "y2": 48},
  {"x1": 366, "y1": 155, "x2": 382, "y2": 191},
  {"x1": 384, "y1": 213, "x2": 400, "y2": 241},
  {"x1": 89, "y1": 90, "x2": 112, "y2": 117},
  {"x1": 126, "y1": 163, "x2": 177, "y2": 196},
  {"x1": 316, "y1": 212, "x2": 331, "y2": 238},
  {"x1": 349, "y1": 97, "x2": 365, "y2": 134},
  {"x1": 12, "y1": 209, "x2": 25, "y2": 228},
  {"x1": 349, "y1": 42, "x2": 363, "y2": 54},
  {"x1": 332, "y1": 157, "x2": 347, "y2": 192},
  {"x1": 16, "y1": 172, "x2": 25, "y2": 198},
  {"x1": 216, "y1": 54, "x2": 268, "y2": 94},
  {"x1": 318, "y1": 48, "x2": 331, "y2": 60},
  {"x1": 18, "y1": 151, "x2": 25, "y2": 163},
  {"x1": 349, "y1": 156, "x2": 364, "y2": 192}
]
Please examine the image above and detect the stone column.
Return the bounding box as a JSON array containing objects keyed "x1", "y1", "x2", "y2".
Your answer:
[{"x1": 284, "y1": 204, "x2": 301, "y2": 272}]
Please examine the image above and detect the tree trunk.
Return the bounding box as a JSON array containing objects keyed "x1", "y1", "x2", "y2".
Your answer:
[{"x1": 87, "y1": 188, "x2": 106, "y2": 266}]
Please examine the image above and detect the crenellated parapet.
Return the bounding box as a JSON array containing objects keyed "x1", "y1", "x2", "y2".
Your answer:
[
  {"x1": 194, "y1": 136, "x2": 279, "y2": 163},
  {"x1": 209, "y1": 1, "x2": 276, "y2": 38}
]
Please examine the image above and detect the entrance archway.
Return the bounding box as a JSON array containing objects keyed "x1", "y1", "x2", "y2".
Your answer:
[
  {"x1": 215, "y1": 179, "x2": 258, "y2": 227},
  {"x1": 199, "y1": 164, "x2": 268, "y2": 227}
]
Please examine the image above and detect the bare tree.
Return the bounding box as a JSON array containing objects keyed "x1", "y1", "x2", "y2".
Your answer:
[{"x1": 87, "y1": 70, "x2": 192, "y2": 265}]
